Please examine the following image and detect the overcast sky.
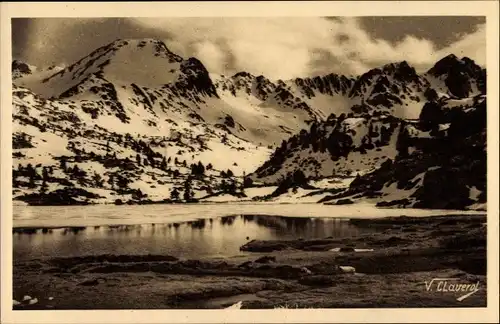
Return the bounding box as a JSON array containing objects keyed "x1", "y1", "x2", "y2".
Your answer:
[{"x1": 12, "y1": 17, "x2": 485, "y2": 79}]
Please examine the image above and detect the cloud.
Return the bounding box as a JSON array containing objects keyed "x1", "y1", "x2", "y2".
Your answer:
[
  {"x1": 131, "y1": 17, "x2": 485, "y2": 79},
  {"x1": 131, "y1": 17, "x2": 336, "y2": 78},
  {"x1": 437, "y1": 23, "x2": 486, "y2": 66},
  {"x1": 15, "y1": 17, "x2": 486, "y2": 79}
]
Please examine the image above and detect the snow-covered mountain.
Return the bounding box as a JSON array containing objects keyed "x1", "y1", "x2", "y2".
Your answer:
[
  {"x1": 246, "y1": 55, "x2": 486, "y2": 209},
  {"x1": 11, "y1": 38, "x2": 486, "y2": 207},
  {"x1": 318, "y1": 94, "x2": 487, "y2": 210},
  {"x1": 249, "y1": 56, "x2": 486, "y2": 183},
  {"x1": 426, "y1": 54, "x2": 486, "y2": 99},
  {"x1": 249, "y1": 92, "x2": 486, "y2": 209}
]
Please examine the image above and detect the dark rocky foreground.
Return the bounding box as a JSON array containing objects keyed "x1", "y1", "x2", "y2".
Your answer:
[{"x1": 13, "y1": 214, "x2": 486, "y2": 309}]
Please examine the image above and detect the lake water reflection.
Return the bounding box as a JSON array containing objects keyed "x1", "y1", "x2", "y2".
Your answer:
[{"x1": 13, "y1": 214, "x2": 375, "y2": 261}]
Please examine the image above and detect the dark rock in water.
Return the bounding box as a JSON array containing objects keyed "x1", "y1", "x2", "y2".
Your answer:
[
  {"x1": 179, "y1": 259, "x2": 218, "y2": 270},
  {"x1": 240, "y1": 238, "x2": 341, "y2": 252},
  {"x1": 238, "y1": 261, "x2": 254, "y2": 269},
  {"x1": 212, "y1": 261, "x2": 230, "y2": 269},
  {"x1": 302, "y1": 244, "x2": 333, "y2": 251},
  {"x1": 299, "y1": 275, "x2": 336, "y2": 286},
  {"x1": 255, "y1": 256, "x2": 277, "y2": 264},
  {"x1": 339, "y1": 247, "x2": 355, "y2": 252},
  {"x1": 384, "y1": 236, "x2": 408, "y2": 245},
  {"x1": 240, "y1": 240, "x2": 288, "y2": 252},
  {"x1": 307, "y1": 262, "x2": 341, "y2": 275}
]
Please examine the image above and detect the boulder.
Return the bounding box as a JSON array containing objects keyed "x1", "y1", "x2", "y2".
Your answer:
[{"x1": 339, "y1": 266, "x2": 356, "y2": 274}]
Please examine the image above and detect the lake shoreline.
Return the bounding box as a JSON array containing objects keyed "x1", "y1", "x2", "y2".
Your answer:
[{"x1": 13, "y1": 214, "x2": 487, "y2": 309}]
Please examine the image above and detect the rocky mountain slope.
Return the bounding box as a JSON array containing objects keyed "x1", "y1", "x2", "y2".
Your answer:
[
  {"x1": 11, "y1": 38, "x2": 486, "y2": 207},
  {"x1": 318, "y1": 94, "x2": 487, "y2": 210},
  {"x1": 251, "y1": 92, "x2": 486, "y2": 209}
]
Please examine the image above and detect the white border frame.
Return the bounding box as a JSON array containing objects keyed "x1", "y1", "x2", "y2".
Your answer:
[{"x1": 1, "y1": 1, "x2": 499, "y2": 323}]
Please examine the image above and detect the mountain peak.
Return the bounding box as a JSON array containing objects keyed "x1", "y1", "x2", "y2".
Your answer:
[
  {"x1": 12, "y1": 60, "x2": 36, "y2": 73},
  {"x1": 12, "y1": 60, "x2": 37, "y2": 80},
  {"x1": 381, "y1": 61, "x2": 417, "y2": 80},
  {"x1": 444, "y1": 53, "x2": 459, "y2": 60},
  {"x1": 38, "y1": 37, "x2": 187, "y2": 98},
  {"x1": 427, "y1": 53, "x2": 482, "y2": 77},
  {"x1": 428, "y1": 54, "x2": 485, "y2": 98}
]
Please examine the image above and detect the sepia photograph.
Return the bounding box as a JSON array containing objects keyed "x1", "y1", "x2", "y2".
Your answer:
[{"x1": 1, "y1": 1, "x2": 499, "y2": 323}]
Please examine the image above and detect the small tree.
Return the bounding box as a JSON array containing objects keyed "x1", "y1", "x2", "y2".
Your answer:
[
  {"x1": 243, "y1": 177, "x2": 254, "y2": 188},
  {"x1": 183, "y1": 177, "x2": 194, "y2": 202},
  {"x1": 195, "y1": 161, "x2": 205, "y2": 176},
  {"x1": 132, "y1": 188, "x2": 146, "y2": 200},
  {"x1": 26, "y1": 163, "x2": 37, "y2": 182},
  {"x1": 170, "y1": 188, "x2": 180, "y2": 201},
  {"x1": 40, "y1": 180, "x2": 49, "y2": 194},
  {"x1": 240, "y1": 172, "x2": 247, "y2": 193},
  {"x1": 42, "y1": 166, "x2": 49, "y2": 182},
  {"x1": 59, "y1": 157, "x2": 67, "y2": 172},
  {"x1": 108, "y1": 174, "x2": 115, "y2": 189},
  {"x1": 116, "y1": 175, "x2": 129, "y2": 189},
  {"x1": 136, "y1": 154, "x2": 142, "y2": 165},
  {"x1": 70, "y1": 165, "x2": 81, "y2": 180},
  {"x1": 28, "y1": 173, "x2": 36, "y2": 189},
  {"x1": 227, "y1": 179, "x2": 237, "y2": 194},
  {"x1": 149, "y1": 156, "x2": 156, "y2": 168},
  {"x1": 160, "y1": 157, "x2": 168, "y2": 170},
  {"x1": 292, "y1": 169, "x2": 307, "y2": 186},
  {"x1": 92, "y1": 172, "x2": 103, "y2": 188}
]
